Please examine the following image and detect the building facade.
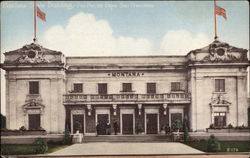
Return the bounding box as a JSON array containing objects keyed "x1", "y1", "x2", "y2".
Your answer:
[{"x1": 1, "y1": 40, "x2": 249, "y2": 135}]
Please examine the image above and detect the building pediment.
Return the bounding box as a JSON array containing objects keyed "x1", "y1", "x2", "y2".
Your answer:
[
  {"x1": 3, "y1": 43, "x2": 65, "y2": 66},
  {"x1": 23, "y1": 99, "x2": 45, "y2": 113},
  {"x1": 210, "y1": 93, "x2": 231, "y2": 106},
  {"x1": 187, "y1": 40, "x2": 248, "y2": 64}
]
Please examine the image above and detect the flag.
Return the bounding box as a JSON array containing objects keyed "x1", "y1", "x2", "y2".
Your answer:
[
  {"x1": 37, "y1": 7, "x2": 46, "y2": 22},
  {"x1": 215, "y1": 5, "x2": 227, "y2": 20}
]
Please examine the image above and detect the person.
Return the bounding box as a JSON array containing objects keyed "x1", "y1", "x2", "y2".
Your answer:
[
  {"x1": 106, "y1": 122, "x2": 111, "y2": 135},
  {"x1": 96, "y1": 122, "x2": 100, "y2": 136},
  {"x1": 113, "y1": 120, "x2": 119, "y2": 135},
  {"x1": 165, "y1": 123, "x2": 170, "y2": 134}
]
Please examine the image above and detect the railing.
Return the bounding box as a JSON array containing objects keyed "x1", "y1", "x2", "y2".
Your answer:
[{"x1": 63, "y1": 93, "x2": 191, "y2": 103}]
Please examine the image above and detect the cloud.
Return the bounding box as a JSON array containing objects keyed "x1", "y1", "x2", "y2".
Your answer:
[
  {"x1": 44, "y1": 12, "x2": 153, "y2": 56},
  {"x1": 160, "y1": 30, "x2": 210, "y2": 55}
]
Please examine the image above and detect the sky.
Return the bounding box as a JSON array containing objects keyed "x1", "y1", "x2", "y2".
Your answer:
[{"x1": 0, "y1": 1, "x2": 249, "y2": 114}]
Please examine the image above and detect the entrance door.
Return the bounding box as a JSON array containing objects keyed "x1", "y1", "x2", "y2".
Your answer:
[
  {"x1": 28, "y1": 114, "x2": 41, "y2": 129},
  {"x1": 122, "y1": 114, "x2": 133, "y2": 134},
  {"x1": 73, "y1": 114, "x2": 84, "y2": 133},
  {"x1": 146, "y1": 114, "x2": 158, "y2": 134},
  {"x1": 214, "y1": 112, "x2": 226, "y2": 127},
  {"x1": 97, "y1": 114, "x2": 109, "y2": 135}
]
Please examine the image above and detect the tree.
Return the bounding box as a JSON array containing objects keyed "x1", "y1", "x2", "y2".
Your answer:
[
  {"x1": 1, "y1": 113, "x2": 6, "y2": 129},
  {"x1": 207, "y1": 135, "x2": 221, "y2": 152},
  {"x1": 248, "y1": 107, "x2": 250, "y2": 127},
  {"x1": 183, "y1": 119, "x2": 189, "y2": 142},
  {"x1": 63, "y1": 126, "x2": 72, "y2": 145}
]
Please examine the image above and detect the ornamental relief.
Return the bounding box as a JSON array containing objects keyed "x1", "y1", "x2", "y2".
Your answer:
[
  {"x1": 15, "y1": 50, "x2": 49, "y2": 64},
  {"x1": 210, "y1": 93, "x2": 231, "y2": 105},
  {"x1": 201, "y1": 41, "x2": 247, "y2": 63},
  {"x1": 23, "y1": 99, "x2": 45, "y2": 114},
  {"x1": 3, "y1": 42, "x2": 64, "y2": 65}
]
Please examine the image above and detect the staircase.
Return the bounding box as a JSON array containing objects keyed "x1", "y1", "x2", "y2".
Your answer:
[{"x1": 83, "y1": 134, "x2": 174, "y2": 143}]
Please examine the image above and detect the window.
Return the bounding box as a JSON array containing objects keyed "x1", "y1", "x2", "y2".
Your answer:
[
  {"x1": 28, "y1": 114, "x2": 41, "y2": 129},
  {"x1": 29, "y1": 81, "x2": 39, "y2": 94},
  {"x1": 122, "y1": 83, "x2": 132, "y2": 92},
  {"x1": 98, "y1": 83, "x2": 107, "y2": 94},
  {"x1": 215, "y1": 79, "x2": 225, "y2": 92},
  {"x1": 73, "y1": 83, "x2": 83, "y2": 93},
  {"x1": 147, "y1": 83, "x2": 156, "y2": 93},
  {"x1": 171, "y1": 82, "x2": 181, "y2": 91},
  {"x1": 214, "y1": 112, "x2": 226, "y2": 127}
]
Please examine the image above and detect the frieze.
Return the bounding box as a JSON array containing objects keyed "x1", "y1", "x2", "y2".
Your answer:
[{"x1": 108, "y1": 72, "x2": 144, "y2": 77}]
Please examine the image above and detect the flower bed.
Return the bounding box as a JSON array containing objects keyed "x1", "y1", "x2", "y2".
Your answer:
[
  {"x1": 207, "y1": 128, "x2": 250, "y2": 133},
  {"x1": 207, "y1": 124, "x2": 250, "y2": 133},
  {"x1": 1, "y1": 130, "x2": 47, "y2": 136},
  {"x1": 1, "y1": 127, "x2": 47, "y2": 136}
]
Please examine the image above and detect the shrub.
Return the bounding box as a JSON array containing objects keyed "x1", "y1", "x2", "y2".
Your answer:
[
  {"x1": 209, "y1": 124, "x2": 214, "y2": 129},
  {"x1": 207, "y1": 135, "x2": 221, "y2": 152},
  {"x1": 19, "y1": 126, "x2": 27, "y2": 131},
  {"x1": 183, "y1": 119, "x2": 189, "y2": 142},
  {"x1": 74, "y1": 121, "x2": 81, "y2": 132},
  {"x1": 172, "y1": 120, "x2": 181, "y2": 132},
  {"x1": 248, "y1": 107, "x2": 250, "y2": 127},
  {"x1": 33, "y1": 138, "x2": 48, "y2": 154},
  {"x1": 62, "y1": 128, "x2": 72, "y2": 145},
  {"x1": 135, "y1": 123, "x2": 144, "y2": 134},
  {"x1": 1, "y1": 113, "x2": 6, "y2": 129},
  {"x1": 227, "y1": 123, "x2": 233, "y2": 129}
]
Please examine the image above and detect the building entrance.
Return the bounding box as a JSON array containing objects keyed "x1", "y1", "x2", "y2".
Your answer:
[
  {"x1": 97, "y1": 114, "x2": 109, "y2": 135},
  {"x1": 72, "y1": 114, "x2": 84, "y2": 133},
  {"x1": 28, "y1": 114, "x2": 40, "y2": 129},
  {"x1": 146, "y1": 114, "x2": 158, "y2": 134},
  {"x1": 122, "y1": 114, "x2": 133, "y2": 134}
]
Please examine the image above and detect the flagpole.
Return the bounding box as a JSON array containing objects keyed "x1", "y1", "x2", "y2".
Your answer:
[
  {"x1": 33, "y1": 0, "x2": 37, "y2": 42},
  {"x1": 214, "y1": 0, "x2": 218, "y2": 40}
]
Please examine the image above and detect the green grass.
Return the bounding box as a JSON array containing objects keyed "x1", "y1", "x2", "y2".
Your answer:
[
  {"x1": 1, "y1": 144, "x2": 70, "y2": 155},
  {"x1": 1, "y1": 144, "x2": 37, "y2": 155},
  {"x1": 45, "y1": 144, "x2": 69, "y2": 154},
  {"x1": 184, "y1": 141, "x2": 250, "y2": 152}
]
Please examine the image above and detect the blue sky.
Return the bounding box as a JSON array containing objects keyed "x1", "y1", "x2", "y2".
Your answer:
[
  {"x1": 0, "y1": 1, "x2": 249, "y2": 114},
  {"x1": 1, "y1": 1, "x2": 249, "y2": 55}
]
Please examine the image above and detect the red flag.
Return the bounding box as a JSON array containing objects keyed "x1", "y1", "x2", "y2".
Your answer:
[
  {"x1": 37, "y1": 7, "x2": 46, "y2": 22},
  {"x1": 215, "y1": 5, "x2": 227, "y2": 20}
]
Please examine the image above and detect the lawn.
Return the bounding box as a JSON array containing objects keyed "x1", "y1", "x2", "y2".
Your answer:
[
  {"x1": 184, "y1": 141, "x2": 250, "y2": 152},
  {"x1": 46, "y1": 144, "x2": 69, "y2": 154},
  {"x1": 1, "y1": 144, "x2": 70, "y2": 155}
]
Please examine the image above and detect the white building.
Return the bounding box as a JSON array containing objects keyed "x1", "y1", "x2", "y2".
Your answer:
[{"x1": 1, "y1": 40, "x2": 249, "y2": 134}]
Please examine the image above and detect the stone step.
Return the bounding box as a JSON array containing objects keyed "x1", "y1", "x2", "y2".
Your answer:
[{"x1": 83, "y1": 135, "x2": 174, "y2": 142}]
